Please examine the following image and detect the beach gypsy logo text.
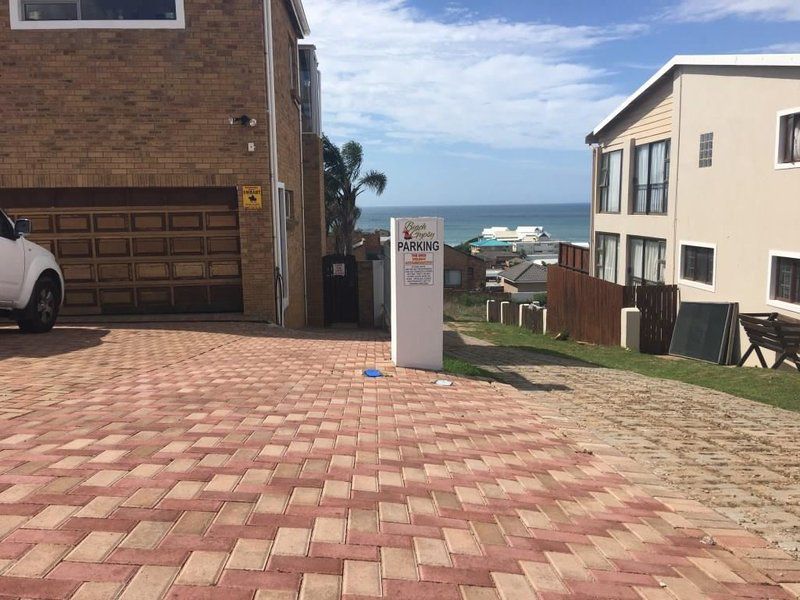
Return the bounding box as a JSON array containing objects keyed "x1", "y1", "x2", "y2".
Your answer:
[{"x1": 398, "y1": 220, "x2": 440, "y2": 252}]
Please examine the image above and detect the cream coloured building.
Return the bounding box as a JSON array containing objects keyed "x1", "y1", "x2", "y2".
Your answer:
[{"x1": 586, "y1": 55, "x2": 800, "y2": 347}]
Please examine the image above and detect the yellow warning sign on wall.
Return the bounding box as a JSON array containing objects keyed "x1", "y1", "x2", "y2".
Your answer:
[{"x1": 242, "y1": 186, "x2": 263, "y2": 210}]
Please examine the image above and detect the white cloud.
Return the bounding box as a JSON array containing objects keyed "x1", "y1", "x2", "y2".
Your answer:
[
  {"x1": 670, "y1": 0, "x2": 800, "y2": 21},
  {"x1": 303, "y1": 0, "x2": 644, "y2": 150},
  {"x1": 757, "y1": 42, "x2": 800, "y2": 52}
]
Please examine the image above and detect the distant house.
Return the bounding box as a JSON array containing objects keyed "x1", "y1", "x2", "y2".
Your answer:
[
  {"x1": 469, "y1": 239, "x2": 517, "y2": 266},
  {"x1": 586, "y1": 53, "x2": 800, "y2": 364},
  {"x1": 499, "y1": 262, "x2": 548, "y2": 293},
  {"x1": 444, "y1": 245, "x2": 486, "y2": 290}
]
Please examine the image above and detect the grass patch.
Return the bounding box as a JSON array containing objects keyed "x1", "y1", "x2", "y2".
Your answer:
[
  {"x1": 444, "y1": 291, "x2": 507, "y2": 323},
  {"x1": 442, "y1": 355, "x2": 496, "y2": 380},
  {"x1": 462, "y1": 322, "x2": 800, "y2": 412}
]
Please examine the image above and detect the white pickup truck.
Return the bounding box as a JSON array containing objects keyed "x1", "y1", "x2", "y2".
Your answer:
[{"x1": 0, "y1": 209, "x2": 64, "y2": 333}]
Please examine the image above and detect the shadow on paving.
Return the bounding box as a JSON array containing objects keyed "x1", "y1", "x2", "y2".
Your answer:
[
  {"x1": 443, "y1": 330, "x2": 599, "y2": 368},
  {"x1": 0, "y1": 326, "x2": 110, "y2": 358},
  {"x1": 0, "y1": 321, "x2": 390, "y2": 361}
]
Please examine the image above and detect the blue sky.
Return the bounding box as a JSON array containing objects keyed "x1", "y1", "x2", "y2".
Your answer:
[{"x1": 303, "y1": 0, "x2": 799, "y2": 207}]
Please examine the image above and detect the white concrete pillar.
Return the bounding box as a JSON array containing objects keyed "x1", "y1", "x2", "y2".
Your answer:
[
  {"x1": 542, "y1": 309, "x2": 548, "y2": 334},
  {"x1": 621, "y1": 307, "x2": 641, "y2": 352}
]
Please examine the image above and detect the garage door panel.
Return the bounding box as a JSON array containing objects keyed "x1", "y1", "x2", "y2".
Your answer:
[
  {"x1": 210, "y1": 261, "x2": 241, "y2": 279},
  {"x1": 207, "y1": 212, "x2": 238, "y2": 230},
  {"x1": 132, "y1": 214, "x2": 167, "y2": 232},
  {"x1": 169, "y1": 212, "x2": 203, "y2": 231},
  {"x1": 94, "y1": 214, "x2": 130, "y2": 232},
  {"x1": 96, "y1": 239, "x2": 130, "y2": 258},
  {"x1": 100, "y1": 288, "x2": 135, "y2": 308},
  {"x1": 98, "y1": 264, "x2": 133, "y2": 283},
  {"x1": 171, "y1": 237, "x2": 204, "y2": 255},
  {"x1": 173, "y1": 262, "x2": 206, "y2": 280},
  {"x1": 174, "y1": 286, "x2": 210, "y2": 311},
  {"x1": 136, "y1": 263, "x2": 170, "y2": 281},
  {"x1": 57, "y1": 215, "x2": 91, "y2": 233},
  {"x1": 58, "y1": 239, "x2": 93, "y2": 258},
  {"x1": 29, "y1": 215, "x2": 54, "y2": 234},
  {"x1": 133, "y1": 238, "x2": 168, "y2": 256},
  {"x1": 62, "y1": 264, "x2": 94, "y2": 283},
  {"x1": 137, "y1": 287, "x2": 172, "y2": 310},
  {"x1": 210, "y1": 285, "x2": 243, "y2": 311},
  {"x1": 16, "y1": 204, "x2": 243, "y2": 315},
  {"x1": 208, "y1": 237, "x2": 240, "y2": 255},
  {"x1": 65, "y1": 289, "x2": 98, "y2": 308}
]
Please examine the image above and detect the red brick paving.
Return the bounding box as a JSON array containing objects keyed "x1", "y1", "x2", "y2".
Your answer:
[{"x1": 0, "y1": 323, "x2": 797, "y2": 599}]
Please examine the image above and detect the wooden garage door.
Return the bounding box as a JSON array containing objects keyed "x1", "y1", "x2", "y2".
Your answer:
[{"x1": 13, "y1": 206, "x2": 243, "y2": 315}]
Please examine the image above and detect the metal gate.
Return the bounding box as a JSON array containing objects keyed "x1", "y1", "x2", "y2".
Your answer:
[{"x1": 323, "y1": 255, "x2": 358, "y2": 325}]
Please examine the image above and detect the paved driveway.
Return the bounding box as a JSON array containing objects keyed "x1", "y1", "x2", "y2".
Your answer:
[{"x1": 0, "y1": 324, "x2": 798, "y2": 599}]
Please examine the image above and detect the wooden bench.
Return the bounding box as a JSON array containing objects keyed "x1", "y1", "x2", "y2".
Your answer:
[{"x1": 738, "y1": 313, "x2": 800, "y2": 371}]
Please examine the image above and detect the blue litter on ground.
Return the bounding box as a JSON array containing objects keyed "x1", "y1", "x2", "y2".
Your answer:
[{"x1": 364, "y1": 369, "x2": 383, "y2": 378}]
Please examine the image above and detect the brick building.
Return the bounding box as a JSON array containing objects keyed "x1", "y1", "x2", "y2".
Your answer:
[
  {"x1": 444, "y1": 245, "x2": 486, "y2": 291},
  {"x1": 0, "y1": 0, "x2": 324, "y2": 327}
]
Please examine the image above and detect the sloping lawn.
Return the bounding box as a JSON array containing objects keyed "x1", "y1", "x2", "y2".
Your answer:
[{"x1": 462, "y1": 322, "x2": 800, "y2": 412}]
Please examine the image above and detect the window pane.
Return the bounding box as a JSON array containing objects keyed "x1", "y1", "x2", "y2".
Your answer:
[
  {"x1": 777, "y1": 260, "x2": 793, "y2": 300},
  {"x1": 24, "y1": 2, "x2": 78, "y2": 20},
  {"x1": 445, "y1": 270, "x2": 462, "y2": 287},
  {"x1": 649, "y1": 141, "x2": 668, "y2": 213},
  {"x1": 629, "y1": 238, "x2": 644, "y2": 283},
  {"x1": 607, "y1": 151, "x2": 621, "y2": 213},
  {"x1": 634, "y1": 146, "x2": 649, "y2": 213},
  {"x1": 81, "y1": 0, "x2": 177, "y2": 20},
  {"x1": 644, "y1": 240, "x2": 661, "y2": 283},
  {"x1": 793, "y1": 115, "x2": 800, "y2": 163}
]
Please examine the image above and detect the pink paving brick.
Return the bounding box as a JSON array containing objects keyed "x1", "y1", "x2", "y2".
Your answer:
[{"x1": 0, "y1": 323, "x2": 797, "y2": 598}]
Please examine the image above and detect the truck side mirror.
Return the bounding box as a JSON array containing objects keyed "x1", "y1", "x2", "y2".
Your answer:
[{"x1": 14, "y1": 218, "x2": 31, "y2": 238}]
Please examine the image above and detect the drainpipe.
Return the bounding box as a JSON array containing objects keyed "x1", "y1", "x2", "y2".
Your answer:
[
  {"x1": 299, "y1": 112, "x2": 309, "y2": 327},
  {"x1": 262, "y1": 0, "x2": 285, "y2": 326}
]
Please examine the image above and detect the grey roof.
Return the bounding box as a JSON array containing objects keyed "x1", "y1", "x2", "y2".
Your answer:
[{"x1": 499, "y1": 262, "x2": 548, "y2": 284}]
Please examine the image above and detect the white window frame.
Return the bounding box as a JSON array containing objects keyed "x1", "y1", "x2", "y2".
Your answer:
[
  {"x1": 10, "y1": 0, "x2": 186, "y2": 29},
  {"x1": 766, "y1": 250, "x2": 800, "y2": 315},
  {"x1": 277, "y1": 183, "x2": 290, "y2": 308},
  {"x1": 775, "y1": 107, "x2": 800, "y2": 170},
  {"x1": 678, "y1": 241, "x2": 716, "y2": 292}
]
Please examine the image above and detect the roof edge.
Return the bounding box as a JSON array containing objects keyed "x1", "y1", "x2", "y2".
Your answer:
[
  {"x1": 587, "y1": 54, "x2": 800, "y2": 143},
  {"x1": 289, "y1": 0, "x2": 311, "y2": 37}
]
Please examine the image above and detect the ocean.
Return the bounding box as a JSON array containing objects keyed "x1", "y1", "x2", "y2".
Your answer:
[{"x1": 358, "y1": 203, "x2": 591, "y2": 246}]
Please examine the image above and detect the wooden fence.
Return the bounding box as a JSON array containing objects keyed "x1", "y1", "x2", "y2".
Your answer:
[
  {"x1": 558, "y1": 243, "x2": 590, "y2": 274},
  {"x1": 625, "y1": 284, "x2": 679, "y2": 355},
  {"x1": 548, "y1": 265, "x2": 679, "y2": 353},
  {"x1": 520, "y1": 304, "x2": 545, "y2": 334},
  {"x1": 547, "y1": 265, "x2": 627, "y2": 346}
]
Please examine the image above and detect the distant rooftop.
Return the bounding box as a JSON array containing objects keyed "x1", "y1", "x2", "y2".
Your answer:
[
  {"x1": 471, "y1": 239, "x2": 512, "y2": 248},
  {"x1": 499, "y1": 261, "x2": 548, "y2": 285}
]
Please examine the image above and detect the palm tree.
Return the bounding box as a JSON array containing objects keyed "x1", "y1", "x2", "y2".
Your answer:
[{"x1": 323, "y1": 135, "x2": 388, "y2": 255}]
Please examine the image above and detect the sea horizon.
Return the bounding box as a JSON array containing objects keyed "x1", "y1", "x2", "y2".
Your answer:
[{"x1": 358, "y1": 202, "x2": 591, "y2": 247}]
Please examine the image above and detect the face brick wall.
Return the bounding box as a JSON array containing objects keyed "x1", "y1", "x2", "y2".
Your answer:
[
  {"x1": 302, "y1": 134, "x2": 326, "y2": 327},
  {"x1": 444, "y1": 245, "x2": 486, "y2": 290},
  {"x1": 0, "y1": 0, "x2": 310, "y2": 322}
]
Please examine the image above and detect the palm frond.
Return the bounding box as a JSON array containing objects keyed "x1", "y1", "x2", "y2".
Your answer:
[
  {"x1": 357, "y1": 170, "x2": 388, "y2": 196},
  {"x1": 341, "y1": 141, "x2": 364, "y2": 181}
]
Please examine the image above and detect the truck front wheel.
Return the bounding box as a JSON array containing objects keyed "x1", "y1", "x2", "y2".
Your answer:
[{"x1": 17, "y1": 276, "x2": 60, "y2": 334}]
